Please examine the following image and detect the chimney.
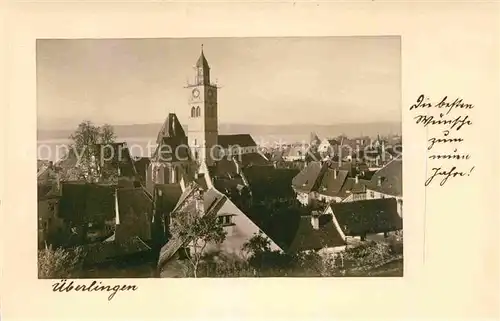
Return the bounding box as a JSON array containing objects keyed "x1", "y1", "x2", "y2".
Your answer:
[
  {"x1": 333, "y1": 169, "x2": 337, "y2": 179},
  {"x1": 311, "y1": 212, "x2": 319, "y2": 230},
  {"x1": 377, "y1": 176, "x2": 382, "y2": 187},
  {"x1": 355, "y1": 175, "x2": 359, "y2": 184}
]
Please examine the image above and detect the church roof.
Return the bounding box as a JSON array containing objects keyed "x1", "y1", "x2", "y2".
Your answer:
[
  {"x1": 156, "y1": 113, "x2": 186, "y2": 145},
  {"x1": 218, "y1": 134, "x2": 257, "y2": 148},
  {"x1": 152, "y1": 137, "x2": 192, "y2": 163},
  {"x1": 196, "y1": 49, "x2": 210, "y2": 70}
]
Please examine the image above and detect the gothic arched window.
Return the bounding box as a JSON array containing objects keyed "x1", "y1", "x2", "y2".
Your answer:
[
  {"x1": 191, "y1": 107, "x2": 196, "y2": 118},
  {"x1": 196, "y1": 106, "x2": 201, "y2": 117}
]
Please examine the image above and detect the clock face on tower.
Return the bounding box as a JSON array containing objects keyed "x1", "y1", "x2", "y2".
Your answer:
[{"x1": 192, "y1": 88, "x2": 200, "y2": 98}]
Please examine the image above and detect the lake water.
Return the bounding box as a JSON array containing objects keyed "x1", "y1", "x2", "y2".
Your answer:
[
  {"x1": 37, "y1": 137, "x2": 157, "y2": 162},
  {"x1": 37, "y1": 134, "x2": 310, "y2": 162}
]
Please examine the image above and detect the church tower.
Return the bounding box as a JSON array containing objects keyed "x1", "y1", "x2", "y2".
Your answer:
[{"x1": 187, "y1": 45, "x2": 219, "y2": 167}]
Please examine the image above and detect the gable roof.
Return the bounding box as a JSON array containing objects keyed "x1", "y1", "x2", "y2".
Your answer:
[
  {"x1": 117, "y1": 188, "x2": 154, "y2": 223},
  {"x1": 291, "y1": 161, "x2": 325, "y2": 193},
  {"x1": 83, "y1": 236, "x2": 151, "y2": 266},
  {"x1": 287, "y1": 215, "x2": 346, "y2": 253},
  {"x1": 218, "y1": 134, "x2": 257, "y2": 148},
  {"x1": 152, "y1": 137, "x2": 192, "y2": 163},
  {"x1": 338, "y1": 177, "x2": 370, "y2": 197},
  {"x1": 329, "y1": 198, "x2": 402, "y2": 236},
  {"x1": 157, "y1": 185, "x2": 227, "y2": 268},
  {"x1": 238, "y1": 152, "x2": 270, "y2": 167},
  {"x1": 366, "y1": 158, "x2": 402, "y2": 197},
  {"x1": 317, "y1": 169, "x2": 349, "y2": 197},
  {"x1": 156, "y1": 113, "x2": 186, "y2": 145},
  {"x1": 58, "y1": 182, "x2": 116, "y2": 222},
  {"x1": 209, "y1": 158, "x2": 239, "y2": 179},
  {"x1": 154, "y1": 183, "x2": 183, "y2": 216}
]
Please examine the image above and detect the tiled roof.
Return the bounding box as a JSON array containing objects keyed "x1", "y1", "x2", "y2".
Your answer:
[
  {"x1": 209, "y1": 159, "x2": 239, "y2": 179},
  {"x1": 329, "y1": 198, "x2": 402, "y2": 236},
  {"x1": 213, "y1": 177, "x2": 246, "y2": 195},
  {"x1": 152, "y1": 137, "x2": 192, "y2": 163},
  {"x1": 287, "y1": 215, "x2": 346, "y2": 253},
  {"x1": 238, "y1": 153, "x2": 270, "y2": 167},
  {"x1": 154, "y1": 183, "x2": 183, "y2": 217},
  {"x1": 291, "y1": 161, "x2": 325, "y2": 193},
  {"x1": 156, "y1": 113, "x2": 186, "y2": 145},
  {"x1": 134, "y1": 157, "x2": 151, "y2": 182},
  {"x1": 317, "y1": 169, "x2": 349, "y2": 197},
  {"x1": 243, "y1": 166, "x2": 299, "y2": 200},
  {"x1": 217, "y1": 134, "x2": 257, "y2": 148},
  {"x1": 117, "y1": 187, "x2": 153, "y2": 228},
  {"x1": 83, "y1": 236, "x2": 151, "y2": 266},
  {"x1": 366, "y1": 158, "x2": 402, "y2": 197},
  {"x1": 157, "y1": 186, "x2": 227, "y2": 268},
  {"x1": 58, "y1": 183, "x2": 116, "y2": 222},
  {"x1": 292, "y1": 160, "x2": 372, "y2": 197}
]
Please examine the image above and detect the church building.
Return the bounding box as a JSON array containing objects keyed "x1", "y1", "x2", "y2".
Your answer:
[{"x1": 146, "y1": 46, "x2": 269, "y2": 194}]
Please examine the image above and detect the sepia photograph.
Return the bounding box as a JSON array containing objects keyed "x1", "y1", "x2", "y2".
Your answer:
[{"x1": 36, "y1": 36, "x2": 403, "y2": 279}]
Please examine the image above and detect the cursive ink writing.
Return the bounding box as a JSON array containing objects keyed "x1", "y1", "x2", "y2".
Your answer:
[
  {"x1": 410, "y1": 94, "x2": 474, "y2": 115},
  {"x1": 413, "y1": 114, "x2": 472, "y2": 131},
  {"x1": 427, "y1": 136, "x2": 464, "y2": 150},
  {"x1": 425, "y1": 166, "x2": 475, "y2": 186},
  {"x1": 52, "y1": 279, "x2": 138, "y2": 301},
  {"x1": 410, "y1": 94, "x2": 475, "y2": 187}
]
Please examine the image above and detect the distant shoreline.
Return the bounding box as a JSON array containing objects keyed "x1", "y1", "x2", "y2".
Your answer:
[{"x1": 37, "y1": 121, "x2": 402, "y2": 142}]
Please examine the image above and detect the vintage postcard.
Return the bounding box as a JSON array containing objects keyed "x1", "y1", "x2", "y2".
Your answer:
[
  {"x1": 1, "y1": 2, "x2": 499, "y2": 320},
  {"x1": 36, "y1": 36, "x2": 403, "y2": 280}
]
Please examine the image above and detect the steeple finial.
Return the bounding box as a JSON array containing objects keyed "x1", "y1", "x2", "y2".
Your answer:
[{"x1": 201, "y1": 44, "x2": 204, "y2": 52}]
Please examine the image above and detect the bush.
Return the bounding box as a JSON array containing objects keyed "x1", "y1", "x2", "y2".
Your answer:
[
  {"x1": 38, "y1": 245, "x2": 85, "y2": 279},
  {"x1": 338, "y1": 241, "x2": 393, "y2": 270}
]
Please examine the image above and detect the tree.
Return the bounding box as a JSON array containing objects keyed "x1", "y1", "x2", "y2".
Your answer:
[
  {"x1": 170, "y1": 196, "x2": 227, "y2": 278},
  {"x1": 100, "y1": 124, "x2": 116, "y2": 144},
  {"x1": 38, "y1": 245, "x2": 85, "y2": 279},
  {"x1": 242, "y1": 232, "x2": 271, "y2": 255},
  {"x1": 68, "y1": 121, "x2": 116, "y2": 183}
]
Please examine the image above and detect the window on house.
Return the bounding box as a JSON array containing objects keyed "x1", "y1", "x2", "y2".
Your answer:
[
  {"x1": 217, "y1": 215, "x2": 233, "y2": 226},
  {"x1": 369, "y1": 191, "x2": 375, "y2": 198}
]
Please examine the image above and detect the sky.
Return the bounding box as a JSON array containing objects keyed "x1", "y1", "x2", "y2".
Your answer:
[{"x1": 37, "y1": 37, "x2": 401, "y2": 130}]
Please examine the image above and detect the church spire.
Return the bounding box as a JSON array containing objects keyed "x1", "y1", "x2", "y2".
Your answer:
[
  {"x1": 195, "y1": 44, "x2": 210, "y2": 85},
  {"x1": 196, "y1": 44, "x2": 210, "y2": 70}
]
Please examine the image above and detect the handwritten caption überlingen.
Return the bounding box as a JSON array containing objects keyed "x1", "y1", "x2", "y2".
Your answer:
[{"x1": 410, "y1": 94, "x2": 475, "y2": 186}]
